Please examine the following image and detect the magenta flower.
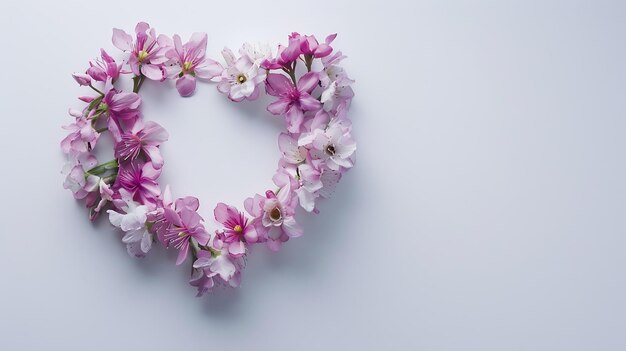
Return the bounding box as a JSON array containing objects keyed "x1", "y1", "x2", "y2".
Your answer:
[
  {"x1": 87, "y1": 49, "x2": 121, "y2": 82},
  {"x1": 266, "y1": 72, "x2": 322, "y2": 133},
  {"x1": 114, "y1": 120, "x2": 168, "y2": 169},
  {"x1": 116, "y1": 161, "x2": 161, "y2": 204},
  {"x1": 214, "y1": 203, "x2": 257, "y2": 256},
  {"x1": 160, "y1": 33, "x2": 223, "y2": 97},
  {"x1": 300, "y1": 33, "x2": 336, "y2": 58},
  {"x1": 163, "y1": 203, "x2": 210, "y2": 265},
  {"x1": 101, "y1": 89, "x2": 141, "y2": 122},
  {"x1": 112, "y1": 22, "x2": 167, "y2": 80},
  {"x1": 261, "y1": 32, "x2": 305, "y2": 69}
]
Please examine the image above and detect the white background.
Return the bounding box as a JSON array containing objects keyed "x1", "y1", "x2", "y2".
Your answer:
[{"x1": 1, "y1": 0, "x2": 625, "y2": 349}]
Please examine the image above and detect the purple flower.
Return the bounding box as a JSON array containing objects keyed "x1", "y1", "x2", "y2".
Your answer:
[
  {"x1": 266, "y1": 72, "x2": 322, "y2": 133},
  {"x1": 160, "y1": 33, "x2": 223, "y2": 97},
  {"x1": 87, "y1": 49, "x2": 121, "y2": 82},
  {"x1": 163, "y1": 201, "x2": 210, "y2": 265},
  {"x1": 112, "y1": 22, "x2": 167, "y2": 80},
  {"x1": 214, "y1": 203, "x2": 257, "y2": 257},
  {"x1": 116, "y1": 161, "x2": 161, "y2": 204},
  {"x1": 115, "y1": 120, "x2": 168, "y2": 169}
]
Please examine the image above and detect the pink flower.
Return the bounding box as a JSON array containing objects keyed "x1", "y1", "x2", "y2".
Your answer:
[
  {"x1": 83, "y1": 175, "x2": 115, "y2": 220},
  {"x1": 319, "y1": 53, "x2": 355, "y2": 113},
  {"x1": 261, "y1": 32, "x2": 305, "y2": 69},
  {"x1": 189, "y1": 261, "x2": 215, "y2": 297},
  {"x1": 214, "y1": 203, "x2": 257, "y2": 257},
  {"x1": 87, "y1": 49, "x2": 121, "y2": 82},
  {"x1": 192, "y1": 232, "x2": 243, "y2": 292},
  {"x1": 101, "y1": 89, "x2": 142, "y2": 122},
  {"x1": 163, "y1": 201, "x2": 210, "y2": 265},
  {"x1": 299, "y1": 119, "x2": 356, "y2": 170},
  {"x1": 114, "y1": 120, "x2": 168, "y2": 169},
  {"x1": 71, "y1": 73, "x2": 91, "y2": 86},
  {"x1": 112, "y1": 22, "x2": 167, "y2": 80},
  {"x1": 266, "y1": 72, "x2": 322, "y2": 133},
  {"x1": 245, "y1": 180, "x2": 302, "y2": 251},
  {"x1": 300, "y1": 33, "x2": 336, "y2": 58},
  {"x1": 61, "y1": 112, "x2": 100, "y2": 157},
  {"x1": 62, "y1": 153, "x2": 98, "y2": 199},
  {"x1": 278, "y1": 132, "x2": 307, "y2": 164},
  {"x1": 216, "y1": 48, "x2": 265, "y2": 101},
  {"x1": 146, "y1": 185, "x2": 172, "y2": 243},
  {"x1": 116, "y1": 161, "x2": 161, "y2": 204},
  {"x1": 160, "y1": 33, "x2": 222, "y2": 97}
]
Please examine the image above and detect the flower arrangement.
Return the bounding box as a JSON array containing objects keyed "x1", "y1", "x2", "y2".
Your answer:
[{"x1": 61, "y1": 22, "x2": 356, "y2": 296}]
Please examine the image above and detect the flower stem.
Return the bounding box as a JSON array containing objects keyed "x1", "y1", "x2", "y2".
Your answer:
[
  {"x1": 304, "y1": 54, "x2": 313, "y2": 72},
  {"x1": 86, "y1": 159, "x2": 118, "y2": 176},
  {"x1": 133, "y1": 75, "x2": 145, "y2": 93},
  {"x1": 89, "y1": 84, "x2": 104, "y2": 96}
]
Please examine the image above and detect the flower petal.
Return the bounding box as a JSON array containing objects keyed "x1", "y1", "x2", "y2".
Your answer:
[
  {"x1": 141, "y1": 64, "x2": 164, "y2": 80},
  {"x1": 297, "y1": 72, "x2": 320, "y2": 93},
  {"x1": 176, "y1": 75, "x2": 196, "y2": 97},
  {"x1": 112, "y1": 28, "x2": 133, "y2": 51},
  {"x1": 267, "y1": 99, "x2": 291, "y2": 115},
  {"x1": 265, "y1": 73, "x2": 293, "y2": 97},
  {"x1": 282, "y1": 216, "x2": 303, "y2": 238}
]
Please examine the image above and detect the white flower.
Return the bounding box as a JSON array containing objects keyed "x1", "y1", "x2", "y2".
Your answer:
[
  {"x1": 320, "y1": 65, "x2": 354, "y2": 112},
  {"x1": 217, "y1": 47, "x2": 266, "y2": 101},
  {"x1": 296, "y1": 165, "x2": 342, "y2": 212},
  {"x1": 193, "y1": 250, "x2": 236, "y2": 282},
  {"x1": 107, "y1": 190, "x2": 152, "y2": 257},
  {"x1": 239, "y1": 42, "x2": 272, "y2": 66}
]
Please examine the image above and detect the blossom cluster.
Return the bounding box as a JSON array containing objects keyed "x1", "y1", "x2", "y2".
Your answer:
[{"x1": 61, "y1": 23, "x2": 356, "y2": 296}]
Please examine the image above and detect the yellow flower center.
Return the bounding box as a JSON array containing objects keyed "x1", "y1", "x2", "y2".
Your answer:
[
  {"x1": 138, "y1": 50, "x2": 149, "y2": 62},
  {"x1": 182, "y1": 61, "x2": 193, "y2": 73},
  {"x1": 234, "y1": 225, "x2": 243, "y2": 233},
  {"x1": 237, "y1": 74, "x2": 247, "y2": 84}
]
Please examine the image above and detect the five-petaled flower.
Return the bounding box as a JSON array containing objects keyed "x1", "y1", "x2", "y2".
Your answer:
[
  {"x1": 266, "y1": 72, "x2": 322, "y2": 133},
  {"x1": 160, "y1": 33, "x2": 223, "y2": 97}
]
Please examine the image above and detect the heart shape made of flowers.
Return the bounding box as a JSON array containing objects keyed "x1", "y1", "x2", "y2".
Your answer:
[{"x1": 61, "y1": 22, "x2": 356, "y2": 296}]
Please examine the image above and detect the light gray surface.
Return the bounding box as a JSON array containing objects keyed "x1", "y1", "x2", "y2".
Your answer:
[{"x1": 0, "y1": 0, "x2": 625, "y2": 349}]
